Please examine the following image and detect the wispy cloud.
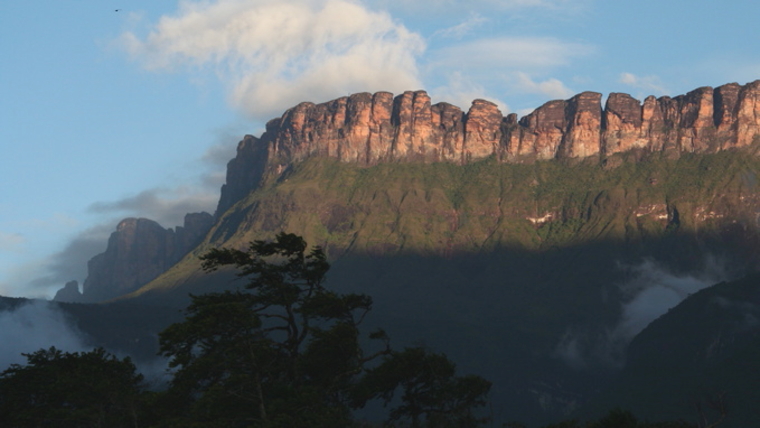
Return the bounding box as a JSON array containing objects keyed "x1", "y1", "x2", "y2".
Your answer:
[
  {"x1": 619, "y1": 72, "x2": 668, "y2": 96},
  {"x1": 432, "y1": 13, "x2": 487, "y2": 40},
  {"x1": 514, "y1": 72, "x2": 574, "y2": 99},
  {"x1": 120, "y1": 0, "x2": 424, "y2": 119},
  {"x1": 429, "y1": 37, "x2": 594, "y2": 71},
  {"x1": 201, "y1": 132, "x2": 240, "y2": 170},
  {"x1": 199, "y1": 129, "x2": 241, "y2": 189},
  {"x1": 87, "y1": 126, "x2": 236, "y2": 228},
  {"x1": 16, "y1": 128, "x2": 237, "y2": 299},
  {"x1": 23, "y1": 185, "x2": 217, "y2": 296},
  {"x1": 430, "y1": 72, "x2": 509, "y2": 114},
  {"x1": 88, "y1": 187, "x2": 217, "y2": 228},
  {"x1": 22, "y1": 224, "x2": 113, "y2": 293}
]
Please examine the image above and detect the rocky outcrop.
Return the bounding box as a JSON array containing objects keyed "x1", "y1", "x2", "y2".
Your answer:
[
  {"x1": 216, "y1": 80, "x2": 760, "y2": 214},
  {"x1": 80, "y1": 213, "x2": 213, "y2": 302},
  {"x1": 176, "y1": 212, "x2": 215, "y2": 251},
  {"x1": 53, "y1": 280, "x2": 83, "y2": 303}
]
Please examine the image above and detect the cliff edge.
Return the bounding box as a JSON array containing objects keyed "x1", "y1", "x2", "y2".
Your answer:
[{"x1": 218, "y1": 80, "x2": 760, "y2": 214}]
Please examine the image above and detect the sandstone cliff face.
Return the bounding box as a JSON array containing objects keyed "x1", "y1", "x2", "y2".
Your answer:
[
  {"x1": 80, "y1": 213, "x2": 213, "y2": 302},
  {"x1": 217, "y1": 80, "x2": 760, "y2": 214}
]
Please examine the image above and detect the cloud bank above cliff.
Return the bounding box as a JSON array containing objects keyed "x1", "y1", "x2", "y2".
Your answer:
[
  {"x1": 121, "y1": 0, "x2": 425, "y2": 119},
  {"x1": 119, "y1": 0, "x2": 592, "y2": 119}
]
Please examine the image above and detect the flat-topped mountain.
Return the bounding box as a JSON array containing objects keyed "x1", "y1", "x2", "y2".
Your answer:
[{"x1": 219, "y1": 80, "x2": 760, "y2": 214}]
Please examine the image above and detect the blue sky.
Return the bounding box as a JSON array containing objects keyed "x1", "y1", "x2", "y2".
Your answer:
[{"x1": 2, "y1": 0, "x2": 759, "y2": 299}]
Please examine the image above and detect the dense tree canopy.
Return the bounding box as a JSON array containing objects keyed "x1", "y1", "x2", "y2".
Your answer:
[{"x1": 0, "y1": 347, "x2": 144, "y2": 428}]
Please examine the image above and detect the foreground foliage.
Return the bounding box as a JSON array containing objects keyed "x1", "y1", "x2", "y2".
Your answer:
[
  {"x1": 0, "y1": 234, "x2": 734, "y2": 427},
  {"x1": 157, "y1": 232, "x2": 492, "y2": 427},
  {"x1": 353, "y1": 347, "x2": 492, "y2": 428},
  {"x1": 537, "y1": 408, "x2": 698, "y2": 428},
  {"x1": 0, "y1": 347, "x2": 145, "y2": 428}
]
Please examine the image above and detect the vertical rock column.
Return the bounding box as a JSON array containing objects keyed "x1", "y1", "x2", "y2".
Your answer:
[
  {"x1": 517, "y1": 100, "x2": 567, "y2": 160},
  {"x1": 367, "y1": 92, "x2": 395, "y2": 164},
  {"x1": 736, "y1": 80, "x2": 760, "y2": 148},
  {"x1": 603, "y1": 93, "x2": 644, "y2": 156},
  {"x1": 432, "y1": 102, "x2": 466, "y2": 162},
  {"x1": 678, "y1": 87, "x2": 715, "y2": 152},
  {"x1": 464, "y1": 99, "x2": 503, "y2": 162},
  {"x1": 561, "y1": 92, "x2": 602, "y2": 158}
]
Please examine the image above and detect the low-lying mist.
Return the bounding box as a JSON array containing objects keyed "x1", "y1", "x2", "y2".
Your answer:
[
  {"x1": 556, "y1": 256, "x2": 731, "y2": 369},
  {"x1": 0, "y1": 299, "x2": 171, "y2": 386},
  {"x1": 615, "y1": 257, "x2": 728, "y2": 340},
  {"x1": 0, "y1": 300, "x2": 89, "y2": 370}
]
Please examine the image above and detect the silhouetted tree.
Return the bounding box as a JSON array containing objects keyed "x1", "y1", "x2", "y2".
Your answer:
[
  {"x1": 351, "y1": 346, "x2": 492, "y2": 428},
  {"x1": 159, "y1": 232, "x2": 492, "y2": 427},
  {"x1": 159, "y1": 232, "x2": 390, "y2": 427}
]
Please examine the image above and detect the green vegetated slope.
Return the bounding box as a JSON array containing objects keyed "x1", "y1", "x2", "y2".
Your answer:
[
  {"x1": 203, "y1": 149, "x2": 756, "y2": 327},
  {"x1": 141, "y1": 147, "x2": 760, "y2": 288},
  {"x1": 131, "y1": 149, "x2": 760, "y2": 425},
  {"x1": 218, "y1": 150, "x2": 760, "y2": 253}
]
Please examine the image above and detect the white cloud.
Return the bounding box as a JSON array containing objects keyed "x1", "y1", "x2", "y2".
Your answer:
[
  {"x1": 120, "y1": 0, "x2": 425, "y2": 119},
  {"x1": 619, "y1": 72, "x2": 668, "y2": 96},
  {"x1": 118, "y1": 0, "x2": 596, "y2": 122},
  {"x1": 514, "y1": 72, "x2": 574, "y2": 99}
]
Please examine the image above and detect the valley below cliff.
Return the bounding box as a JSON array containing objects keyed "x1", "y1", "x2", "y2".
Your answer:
[
  {"x1": 130, "y1": 149, "x2": 760, "y2": 425},
  {"x1": 8, "y1": 81, "x2": 760, "y2": 426}
]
